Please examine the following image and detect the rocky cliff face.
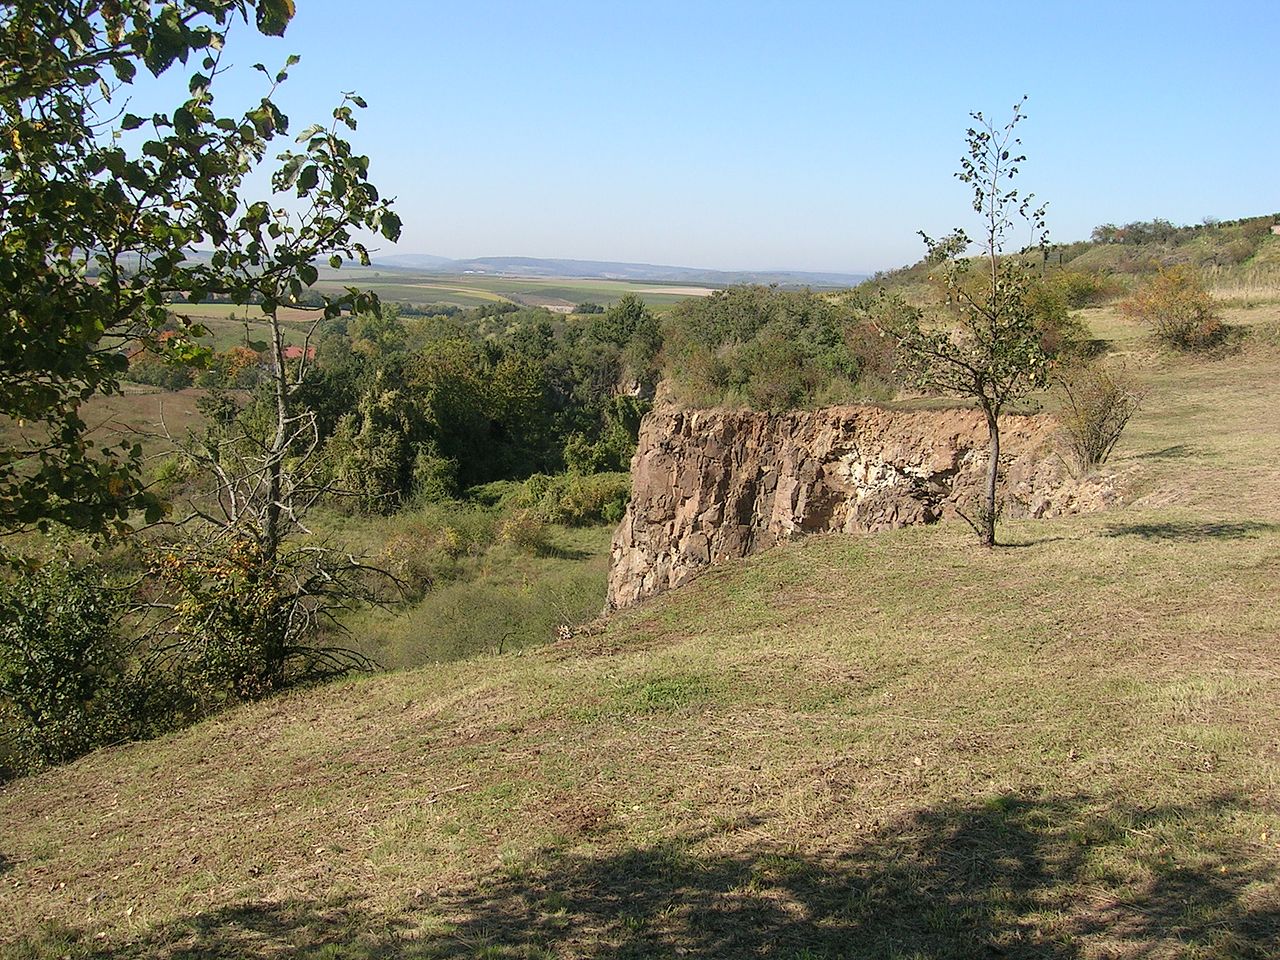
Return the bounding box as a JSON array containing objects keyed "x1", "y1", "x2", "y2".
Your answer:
[{"x1": 606, "y1": 403, "x2": 1109, "y2": 609}]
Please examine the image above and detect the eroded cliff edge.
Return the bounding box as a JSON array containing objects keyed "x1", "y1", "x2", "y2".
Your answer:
[{"x1": 606, "y1": 403, "x2": 1111, "y2": 609}]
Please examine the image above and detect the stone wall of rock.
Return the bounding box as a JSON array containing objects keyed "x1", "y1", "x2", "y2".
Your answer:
[{"x1": 606, "y1": 403, "x2": 1108, "y2": 609}]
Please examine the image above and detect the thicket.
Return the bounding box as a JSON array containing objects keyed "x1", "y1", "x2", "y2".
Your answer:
[
  {"x1": 661, "y1": 286, "x2": 897, "y2": 410},
  {"x1": 0, "y1": 557, "x2": 176, "y2": 775},
  {"x1": 299, "y1": 296, "x2": 660, "y2": 513},
  {"x1": 1120, "y1": 267, "x2": 1224, "y2": 350}
]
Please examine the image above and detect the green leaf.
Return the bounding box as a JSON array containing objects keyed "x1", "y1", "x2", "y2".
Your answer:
[
  {"x1": 297, "y1": 164, "x2": 318, "y2": 195},
  {"x1": 255, "y1": 0, "x2": 296, "y2": 37}
]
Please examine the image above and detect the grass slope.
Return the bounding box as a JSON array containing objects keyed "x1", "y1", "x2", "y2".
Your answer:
[{"x1": 3, "y1": 312, "x2": 1280, "y2": 958}]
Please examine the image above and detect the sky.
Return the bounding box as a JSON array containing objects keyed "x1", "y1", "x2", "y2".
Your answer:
[{"x1": 140, "y1": 0, "x2": 1280, "y2": 273}]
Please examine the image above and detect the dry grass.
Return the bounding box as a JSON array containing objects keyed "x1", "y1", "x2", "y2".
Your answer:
[{"x1": 2, "y1": 314, "x2": 1279, "y2": 958}]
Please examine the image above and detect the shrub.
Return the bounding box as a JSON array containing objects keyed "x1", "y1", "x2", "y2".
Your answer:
[
  {"x1": 512, "y1": 472, "x2": 631, "y2": 526},
  {"x1": 1054, "y1": 361, "x2": 1144, "y2": 473},
  {"x1": 0, "y1": 557, "x2": 170, "y2": 772},
  {"x1": 497, "y1": 509, "x2": 551, "y2": 554},
  {"x1": 411, "y1": 445, "x2": 460, "y2": 504},
  {"x1": 125, "y1": 356, "x2": 195, "y2": 390},
  {"x1": 1051, "y1": 270, "x2": 1121, "y2": 308},
  {"x1": 1120, "y1": 267, "x2": 1223, "y2": 350}
]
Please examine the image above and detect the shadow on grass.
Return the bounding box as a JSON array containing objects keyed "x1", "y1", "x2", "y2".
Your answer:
[
  {"x1": 1105, "y1": 519, "x2": 1279, "y2": 542},
  {"x1": 21, "y1": 791, "x2": 1275, "y2": 960},
  {"x1": 1131, "y1": 443, "x2": 1202, "y2": 460},
  {"x1": 533, "y1": 543, "x2": 593, "y2": 561},
  {"x1": 998, "y1": 536, "x2": 1070, "y2": 549}
]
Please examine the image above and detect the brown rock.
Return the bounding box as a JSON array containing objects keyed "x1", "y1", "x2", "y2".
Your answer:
[{"x1": 605, "y1": 402, "x2": 1108, "y2": 609}]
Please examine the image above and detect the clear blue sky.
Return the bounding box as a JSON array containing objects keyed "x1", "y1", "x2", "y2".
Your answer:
[{"x1": 173, "y1": 0, "x2": 1278, "y2": 273}]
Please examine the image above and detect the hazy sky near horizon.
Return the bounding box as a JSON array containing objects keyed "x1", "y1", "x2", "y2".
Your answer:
[{"x1": 184, "y1": 0, "x2": 1278, "y2": 273}]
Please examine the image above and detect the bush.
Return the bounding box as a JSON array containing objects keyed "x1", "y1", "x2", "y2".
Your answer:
[
  {"x1": 411, "y1": 445, "x2": 460, "y2": 504},
  {"x1": 125, "y1": 356, "x2": 194, "y2": 391},
  {"x1": 1054, "y1": 361, "x2": 1144, "y2": 473},
  {"x1": 497, "y1": 509, "x2": 551, "y2": 554},
  {"x1": 1120, "y1": 267, "x2": 1224, "y2": 350},
  {"x1": 512, "y1": 472, "x2": 631, "y2": 526},
  {"x1": 0, "y1": 557, "x2": 170, "y2": 773},
  {"x1": 1050, "y1": 270, "x2": 1121, "y2": 308}
]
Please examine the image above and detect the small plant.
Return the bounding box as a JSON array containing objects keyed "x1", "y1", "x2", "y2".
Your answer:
[
  {"x1": 890, "y1": 97, "x2": 1052, "y2": 547},
  {"x1": 1054, "y1": 361, "x2": 1144, "y2": 473},
  {"x1": 1120, "y1": 266, "x2": 1223, "y2": 350},
  {"x1": 498, "y1": 509, "x2": 551, "y2": 554}
]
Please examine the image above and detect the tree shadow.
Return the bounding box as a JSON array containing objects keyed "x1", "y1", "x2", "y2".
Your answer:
[
  {"x1": 1104, "y1": 519, "x2": 1279, "y2": 542},
  {"x1": 533, "y1": 543, "x2": 593, "y2": 561},
  {"x1": 997, "y1": 536, "x2": 1070, "y2": 549},
  {"x1": 44, "y1": 792, "x2": 1276, "y2": 959},
  {"x1": 0, "y1": 851, "x2": 11, "y2": 876},
  {"x1": 1131, "y1": 443, "x2": 1201, "y2": 461}
]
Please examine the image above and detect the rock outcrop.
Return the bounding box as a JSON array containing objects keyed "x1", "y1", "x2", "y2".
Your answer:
[{"x1": 606, "y1": 403, "x2": 1110, "y2": 609}]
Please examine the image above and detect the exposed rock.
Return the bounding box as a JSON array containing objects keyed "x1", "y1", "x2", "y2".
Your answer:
[{"x1": 606, "y1": 403, "x2": 1113, "y2": 609}]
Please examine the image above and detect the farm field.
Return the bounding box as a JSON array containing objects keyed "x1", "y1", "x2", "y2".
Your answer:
[{"x1": 312, "y1": 269, "x2": 719, "y2": 312}]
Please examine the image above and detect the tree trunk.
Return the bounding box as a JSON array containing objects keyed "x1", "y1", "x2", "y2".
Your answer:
[
  {"x1": 982, "y1": 406, "x2": 1000, "y2": 547},
  {"x1": 264, "y1": 309, "x2": 288, "y2": 564}
]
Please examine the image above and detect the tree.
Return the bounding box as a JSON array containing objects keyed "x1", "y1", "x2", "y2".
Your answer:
[
  {"x1": 0, "y1": 0, "x2": 397, "y2": 562},
  {"x1": 891, "y1": 98, "x2": 1051, "y2": 546}
]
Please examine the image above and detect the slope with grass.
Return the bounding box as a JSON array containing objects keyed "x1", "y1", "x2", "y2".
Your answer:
[{"x1": 2, "y1": 308, "x2": 1280, "y2": 958}]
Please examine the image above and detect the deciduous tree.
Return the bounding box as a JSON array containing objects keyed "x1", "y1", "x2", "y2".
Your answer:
[{"x1": 891, "y1": 98, "x2": 1051, "y2": 546}]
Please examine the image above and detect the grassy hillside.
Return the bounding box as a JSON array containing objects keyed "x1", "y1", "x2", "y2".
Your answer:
[{"x1": 2, "y1": 301, "x2": 1280, "y2": 958}]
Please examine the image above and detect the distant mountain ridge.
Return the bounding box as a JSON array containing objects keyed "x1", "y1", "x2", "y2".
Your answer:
[{"x1": 371, "y1": 254, "x2": 867, "y2": 288}]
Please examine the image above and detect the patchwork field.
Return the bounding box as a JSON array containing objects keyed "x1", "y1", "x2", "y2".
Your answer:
[{"x1": 311, "y1": 270, "x2": 719, "y2": 312}]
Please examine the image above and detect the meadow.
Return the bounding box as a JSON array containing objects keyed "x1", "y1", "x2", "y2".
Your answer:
[{"x1": 2, "y1": 281, "x2": 1278, "y2": 958}]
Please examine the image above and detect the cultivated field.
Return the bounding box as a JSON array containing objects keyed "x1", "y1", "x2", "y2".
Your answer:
[{"x1": 312, "y1": 270, "x2": 718, "y2": 313}]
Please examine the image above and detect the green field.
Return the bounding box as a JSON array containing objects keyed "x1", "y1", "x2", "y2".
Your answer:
[{"x1": 313, "y1": 270, "x2": 718, "y2": 313}]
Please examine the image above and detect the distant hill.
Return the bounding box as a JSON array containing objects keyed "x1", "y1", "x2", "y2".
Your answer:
[{"x1": 372, "y1": 253, "x2": 867, "y2": 288}]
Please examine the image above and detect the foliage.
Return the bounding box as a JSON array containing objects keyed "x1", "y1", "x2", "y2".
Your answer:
[
  {"x1": 497, "y1": 509, "x2": 552, "y2": 554},
  {"x1": 1120, "y1": 267, "x2": 1224, "y2": 350},
  {"x1": 1053, "y1": 361, "x2": 1143, "y2": 473},
  {"x1": 0, "y1": 0, "x2": 400, "y2": 562},
  {"x1": 563, "y1": 397, "x2": 646, "y2": 473},
  {"x1": 511, "y1": 472, "x2": 632, "y2": 526},
  {"x1": 140, "y1": 536, "x2": 379, "y2": 709},
  {"x1": 124, "y1": 356, "x2": 196, "y2": 391},
  {"x1": 662, "y1": 286, "x2": 886, "y2": 410},
  {"x1": 305, "y1": 298, "x2": 659, "y2": 511},
  {"x1": 195, "y1": 347, "x2": 263, "y2": 390},
  {"x1": 0, "y1": 556, "x2": 171, "y2": 772},
  {"x1": 1048, "y1": 270, "x2": 1122, "y2": 308},
  {"x1": 890, "y1": 98, "x2": 1052, "y2": 546},
  {"x1": 0, "y1": 1, "x2": 296, "y2": 552}
]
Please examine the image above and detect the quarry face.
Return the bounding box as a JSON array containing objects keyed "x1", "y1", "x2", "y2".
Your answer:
[{"x1": 606, "y1": 403, "x2": 1114, "y2": 609}]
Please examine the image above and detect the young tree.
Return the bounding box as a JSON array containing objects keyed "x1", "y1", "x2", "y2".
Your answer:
[
  {"x1": 891, "y1": 97, "x2": 1051, "y2": 546},
  {"x1": 2, "y1": 1, "x2": 402, "y2": 711},
  {"x1": 0, "y1": 0, "x2": 397, "y2": 562}
]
